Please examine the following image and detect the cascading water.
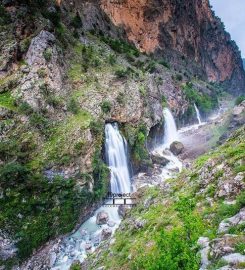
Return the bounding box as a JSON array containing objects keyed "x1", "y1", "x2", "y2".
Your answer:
[
  {"x1": 150, "y1": 108, "x2": 182, "y2": 181},
  {"x1": 194, "y1": 103, "x2": 202, "y2": 125},
  {"x1": 52, "y1": 123, "x2": 131, "y2": 270},
  {"x1": 105, "y1": 123, "x2": 131, "y2": 193},
  {"x1": 163, "y1": 108, "x2": 178, "y2": 147}
]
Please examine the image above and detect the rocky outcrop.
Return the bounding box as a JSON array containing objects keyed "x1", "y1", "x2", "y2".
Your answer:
[
  {"x1": 96, "y1": 211, "x2": 109, "y2": 225},
  {"x1": 170, "y1": 141, "x2": 184, "y2": 155},
  {"x1": 151, "y1": 153, "x2": 170, "y2": 166},
  {"x1": 232, "y1": 101, "x2": 245, "y2": 127},
  {"x1": 100, "y1": 0, "x2": 245, "y2": 93},
  {"x1": 101, "y1": 228, "x2": 112, "y2": 241},
  {"x1": 0, "y1": 231, "x2": 17, "y2": 260},
  {"x1": 218, "y1": 208, "x2": 245, "y2": 234},
  {"x1": 18, "y1": 30, "x2": 65, "y2": 110}
]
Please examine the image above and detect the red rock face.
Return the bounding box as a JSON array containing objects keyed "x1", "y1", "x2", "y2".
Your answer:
[{"x1": 100, "y1": 0, "x2": 245, "y2": 92}]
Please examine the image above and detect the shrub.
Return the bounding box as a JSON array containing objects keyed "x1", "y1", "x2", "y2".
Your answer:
[
  {"x1": 101, "y1": 100, "x2": 111, "y2": 113},
  {"x1": 0, "y1": 162, "x2": 29, "y2": 188},
  {"x1": 182, "y1": 83, "x2": 218, "y2": 114},
  {"x1": 116, "y1": 92, "x2": 125, "y2": 105},
  {"x1": 175, "y1": 74, "x2": 183, "y2": 81},
  {"x1": 42, "y1": 7, "x2": 61, "y2": 27},
  {"x1": 235, "y1": 95, "x2": 245, "y2": 105},
  {"x1": 43, "y1": 48, "x2": 52, "y2": 62},
  {"x1": 139, "y1": 85, "x2": 147, "y2": 97},
  {"x1": 101, "y1": 36, "x2": 140, "y2": 57},
  {"x1": 115, "y1": 68, "x2": 129, "y2": 79},
  {"x1": 161, "y1": 95, "x2": 167, "y2": 107},
  {"x1": 70, "y1": 263, "x2": 81, "y2": 270},
  {"x1": 158, "y1": 60, "x2": 170, "y2": 69},
  {"x1": 18, "y1": 102, "x2": 33, "y2": 115},
  {"x1": 29, "y1": 112, "x2": 48, "y2": 129},
  {"x1": 67, "y1": 98, "x2": 80, "y2": 114},
  {"x1": 46, "y1": 96, "x2": 61, "y2": 108},
  {"x1": 74, "y1": 140, "x2": 85, "y2": 154},
  {"x1": 37, "y1": 68, "x2": 47, "y2": 78},
  {"x1": 90, "y1": 120, "x2": 104, "y2": 136},
  {"x1": 108, "y1": 54, "x2": 116, "y2": 65},
  {"x1": 145, "y1": 60, "x2": 157, "y2": 73},
  {"x1": 70, "y1": 13, "x2": 82, "y2": 28},
  {"x1": 0, "y1": 5, "x2": 11, "y2": 25},
  {"x1": 92, "y1": 148, "x2": 109, "y2": 199},
  {"x1": 132, "y1": 124, "x2": 149, "y2": 163}
]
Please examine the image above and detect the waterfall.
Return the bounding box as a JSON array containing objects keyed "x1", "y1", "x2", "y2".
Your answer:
[
  {"x1": 105, "y1": 123, "x2": 131, "y2": 193},
  {"x1": 163, "y1": 108, "x2": 178, "y2": 147},
  {"x1": 52, "y1": 123, "x2": 131, "y2": 270},
  {"x1": 194, "y1": 103, "x2": 202, "y2": 125}
]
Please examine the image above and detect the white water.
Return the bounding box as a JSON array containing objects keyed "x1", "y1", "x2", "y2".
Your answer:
[
  {"x1": 52, "y1": 123, "x2": 131, "y2": 270},
  {"x1": 194, "y1": 103, "x2": 202, "y2": 125},
  {"x1": 163, "y1": 108, "x2": 178, "y2": 148},
  {"x1": 151, "y1": 108, "x2": 182, "y2": 181},
  {"x1": 105, "y1": 123, "x2": 131, "y2": 193}
]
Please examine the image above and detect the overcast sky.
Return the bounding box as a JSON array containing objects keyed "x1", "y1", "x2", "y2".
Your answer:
[{"x1": 210, "y1": 0, "x2": 245, "y2": 58}]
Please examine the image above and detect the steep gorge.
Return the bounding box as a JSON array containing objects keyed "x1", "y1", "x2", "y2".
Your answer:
[{"x1": 0, "y1": 0, "x2": 244, "y2": 269}]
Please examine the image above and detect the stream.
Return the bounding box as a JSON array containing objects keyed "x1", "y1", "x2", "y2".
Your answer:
[{"x1": 51, "y1": 105, "x2": 223, "y2": 270}]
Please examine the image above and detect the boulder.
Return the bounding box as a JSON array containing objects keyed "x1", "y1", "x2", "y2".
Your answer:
[
  {"x1": 170, "y1": 141, "x2": 184, "y2": 155},
  {"x1": 96, "y1": 211, "x2": 109, "y2": 225},
  {"x1": 232, "y1": 101, "x2": 245, "y2": 126},
  {"x1": 133, "y1": 219, "x2": 146, "y2": 229},
  {"x1": 107, "y1": 220, "x2": 116, "y2": 227},
  {"x1": 101, "y1": 228, "x2": 112, "y2": 241},
  {"x1": 222, "y1": 253, "x2": 245, "y2": 264},
  {"x1": 118, "y1": 205, "x2": 130, "y2": 218},
  {"x1": 218, "y1": 207, "x2": 245, "y2": 233},
  {"x1": 197, "y1": 237, "x2": 210, "y2": 270},
  {"x1": 151, "y1": 154, "x2": 170, "y2": 166},
  {"x1": 85, "y1": 242, "x2": 92, "y2": 251}
]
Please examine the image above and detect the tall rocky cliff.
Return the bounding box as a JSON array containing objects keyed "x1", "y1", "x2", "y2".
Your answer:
[{"x1": 99, "y1": 0, "x2": 245, "y2": 93}]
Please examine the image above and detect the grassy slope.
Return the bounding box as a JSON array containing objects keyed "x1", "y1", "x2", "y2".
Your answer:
[{"x1": 89, "y1": 126, "x2": 245, "y2": 270}]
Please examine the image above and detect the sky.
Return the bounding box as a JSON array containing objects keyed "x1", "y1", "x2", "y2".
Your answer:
[{"x1": 210, "y1": 0, "x2": 245, "y2": 58}]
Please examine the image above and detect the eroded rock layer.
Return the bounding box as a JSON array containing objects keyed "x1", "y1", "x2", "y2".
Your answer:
[{"x1": 100, "y1": 0, "x2": 245, "y2": 93}]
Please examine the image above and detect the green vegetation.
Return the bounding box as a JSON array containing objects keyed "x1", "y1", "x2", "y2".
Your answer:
[
  {"x1": 18, "y1": 102, "x2": 33, "y2": 115},
  {"x1": 42, "y1": 6, "x2": 61, "y2": 27},
  {"x1": 31, "y1": 110, "x2": 92, "y2": 169},
  {"x1": 70, "y1": 13, "x2": 82, "y2": 29},
  {"x1": 115, "y1": 68, "x2": 129, "y2": 79},
  {"x1": 108, "y1": 54, "x2": 117, "y2": 65},
  {"x1": 70, "y1": 263, "x2": 81, "y2": 270},
  {"x1": 90, "y1": 120, "x2": 104, "y2": 137},
  {"x1": 123, "y1": 123, "x2": 150, "y2": 167},
  {"x1": 92, "y1": 147, "x2": 110, "y2": 199},
  {"x1": 101, "y1": 100, "x2": 112, "y2": 114},
  {"x1": 0, "y1": 162, "x2": 92, "y2": 261},
  {"x1": 43, "y1": 48, "x2": 52, "y2": 62},
  {"x1": 68, "y1": 43, "x2": 103, "y2": 81},
  {"x1": 0, "y1": 92, "x2": 17, "y2": 110},
  {"x1": 235, "y1": 95, "x2": 245, "y2": 105},
  {"x1": 29, "y1": 112, "x2": 49, "y2": 131},
  {"x1": 116, "y1": 92, "x2": 126, "y2": 105},
  {"x1": 158, "y1": 60, "x2": 170, "y2": 69},
  {"x1": 67, "y1": 97, "x2": 80, "y2": 114},
  {"x1": 101, "y1": 36, "x2": 140, "y2": 57},
  {"x1": 0, "y1": 4, "x2": 11, "y2": 25},
  {"x1": 182, "y1": 82, "x2": 218, "y2": 114}
]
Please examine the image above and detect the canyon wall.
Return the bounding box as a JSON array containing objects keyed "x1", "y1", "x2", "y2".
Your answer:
[{"x1": 99, "y1": 0, "x2": 245, "y2": 93}]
